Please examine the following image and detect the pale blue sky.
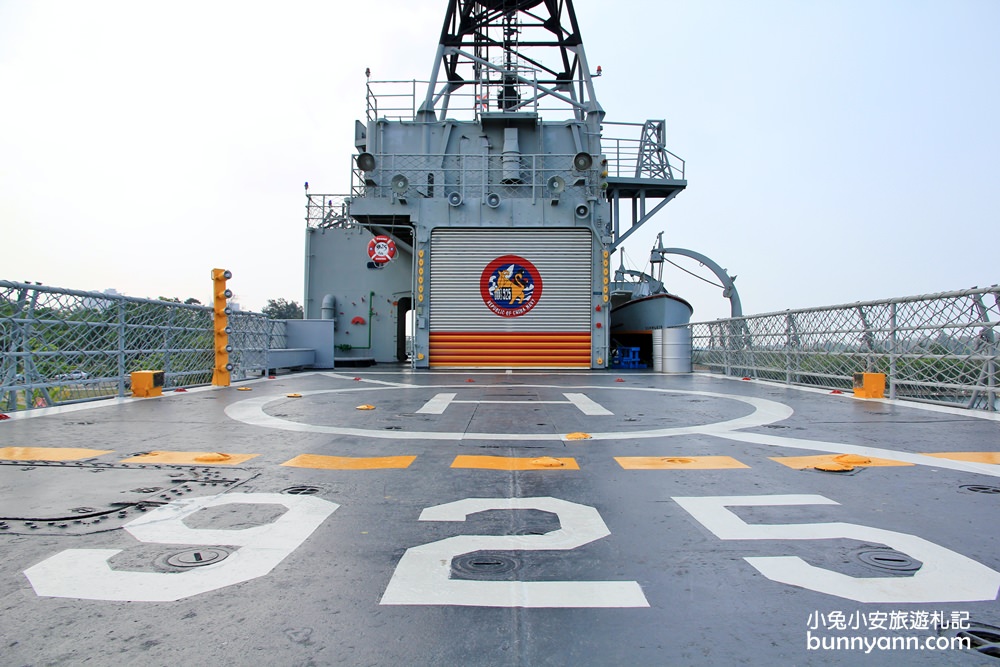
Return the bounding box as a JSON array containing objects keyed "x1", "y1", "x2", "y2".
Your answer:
[{"x1": 1, "y1": 0, "x2": 997, "y2": 320}]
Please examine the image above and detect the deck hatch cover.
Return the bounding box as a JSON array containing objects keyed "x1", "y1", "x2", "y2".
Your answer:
[
  {"x1": 451, "y1": 553, "x2": 522, "y2": 579},
  {"x1": 856, "y1": 548, "x2": 922, "y2": 573},
  {"x1": 961, "y1": 484, "x2": 1000, "y2": 495},
  {"x1": 163, "y1": 547, "x2": 232, "y2": 568}
]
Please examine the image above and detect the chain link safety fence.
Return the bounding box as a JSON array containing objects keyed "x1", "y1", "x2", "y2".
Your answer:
[
  {"x1": 6, "y1": 281, "x2": 997, "y2": 413},
  {"x1": 1, "y1": 281, "x2": 283, "y2": 412},
  {"x1": 689, "y1": 287, "x2": 999, "y2": 411}
]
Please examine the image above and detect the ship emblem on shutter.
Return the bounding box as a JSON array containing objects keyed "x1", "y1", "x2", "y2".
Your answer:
[{"x1": 480, "y1": 255, "x2": 543, "y2": 317}]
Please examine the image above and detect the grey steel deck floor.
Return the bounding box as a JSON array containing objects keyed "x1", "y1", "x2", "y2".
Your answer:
[{"x1": 1, "y1": 370, "x2": 999, "y2": 666}]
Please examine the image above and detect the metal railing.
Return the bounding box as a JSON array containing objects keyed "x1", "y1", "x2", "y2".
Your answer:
[
  {"x1": 361, "y1": 79, "x2": 684, "y2": 183},
  {"x1": 602, "y1": 121, "x2": 686, "y2": 181},
  {"x1": 0, "y1": 281, "x2": 282, "y2": 412},
  {"x1": 689, "y1": 287, "x2": 1000, "y2": 411},
  {"x1": 306, "y1": 194, "x2": 355, "y2": 229},
  {"x1": 364, "y1": 75, "x2": 582, "y2": 123}
]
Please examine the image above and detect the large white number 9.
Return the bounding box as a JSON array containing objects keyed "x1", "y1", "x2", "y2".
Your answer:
[
  {"x1": 24, "y1": 493, "x2": 338, "y2": 602},
  {"x1": 673, "y1": 494, "x2": 1000, "y2": 603},
  {"x1": 380, "y1": 496, "x2": 649, "y2": 608}
]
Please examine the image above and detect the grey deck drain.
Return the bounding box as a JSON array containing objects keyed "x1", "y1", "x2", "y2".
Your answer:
[{"x1": 856, "y1": 548, "x2": 921, "y2": 572}]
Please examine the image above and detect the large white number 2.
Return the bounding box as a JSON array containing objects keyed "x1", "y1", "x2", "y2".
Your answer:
[
  {"x1": 673, "y1": 494, "x2": 1000, "y2": 603},
  {"x1": 380, "y1": 497, "x2": 649, "y2": 608},
  {"x1": 24, "y1": 493, "x2": 338, "y2": 602}
]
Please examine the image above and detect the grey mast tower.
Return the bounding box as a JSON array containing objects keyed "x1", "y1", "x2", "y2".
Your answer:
[{"x1": 306, "y1": 0, "x2": 687, "y2": 368}]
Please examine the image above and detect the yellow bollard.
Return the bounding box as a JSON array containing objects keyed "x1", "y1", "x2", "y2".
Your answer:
[
  {"x1": 131, "y1": 370, "x2": 164, "y2": 398},
  {"x1": 852, "y1": 372, "x2": 886, "y2": 399}
]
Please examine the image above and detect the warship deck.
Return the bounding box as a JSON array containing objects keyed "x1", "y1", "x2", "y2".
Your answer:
[{"x1": 2, "y1": 369, "x2": 999, "y2": 665}]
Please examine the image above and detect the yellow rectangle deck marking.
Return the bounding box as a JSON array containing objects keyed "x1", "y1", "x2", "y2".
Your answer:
[
  {"x1": 924, "y1": 452, "x2": 1000, "y2": 464},
  {"x1": 120, "y1": 451, "x2": 259, "y2": 465},
  {"x1": 0, "y1": 447, "x2": 113, "y2": 461},
  {"x1": 770, "y1": 454, "x2": 913, "y2": 469},
  {"x1": 281, "y1": 454, "x2": 416, "y2": 470},
  {"x1": 451, "y1": 455, "x2": 580, "y2": 471},
  {"x1": 614, "y1": 456, "x2": 750, "y2": 470}
]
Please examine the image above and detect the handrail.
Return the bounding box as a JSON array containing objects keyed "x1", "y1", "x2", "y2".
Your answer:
[
  {"x1": 0, "y1": 281, "x2": 283, "y2": 411},
  {"x1": 687, "y1": 286, "x2": 1000, "y2": 411}
]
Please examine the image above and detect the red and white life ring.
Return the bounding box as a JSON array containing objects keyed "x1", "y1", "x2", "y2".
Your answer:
[{"x1": 367, "y1": 235, "x2": 397, "y2": 263}]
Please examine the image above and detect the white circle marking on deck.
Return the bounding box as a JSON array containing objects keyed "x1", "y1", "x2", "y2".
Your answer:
[
  {"x1": 224, "y1": 382, "x2": 1000, "y2": 477},
  {"x1": 225, "y1": 384, "x2": 793, "y2": 441}
]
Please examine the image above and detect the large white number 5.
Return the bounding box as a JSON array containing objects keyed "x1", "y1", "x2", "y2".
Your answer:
[
  {"x1": 24, "y1": 493, "x2": 338, "y2": 602},
  {"x1": 380, "y1": 497, "x2": 649, "y2": 608},
  {"x1": 673, "y1": 494, "x2": 1000, "y2": 603}
]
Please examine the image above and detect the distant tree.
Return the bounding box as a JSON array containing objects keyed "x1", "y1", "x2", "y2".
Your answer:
[
  {"x1": 262, "y1": 298, "x2": 303, "y2": 320},
  {"x1": 157, "y1": 296, "x2": 202, "y2": 305}
]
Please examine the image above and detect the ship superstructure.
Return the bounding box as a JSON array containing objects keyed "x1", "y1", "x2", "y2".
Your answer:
[
  {"x1": 305, "y1": 0, "x2": 688, "y2": 368},
  {"x1": 4, "y1": 3, "x2": 999, "y2": 664}
]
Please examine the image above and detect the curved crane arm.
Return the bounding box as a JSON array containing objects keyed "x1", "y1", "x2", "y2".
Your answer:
[{"x1": 656, "y1": 247, "x2": 742, "y2": 318}]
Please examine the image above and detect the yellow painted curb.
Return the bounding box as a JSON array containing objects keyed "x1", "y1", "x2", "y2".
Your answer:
[
  {"x1": 194, "y1": 453, "x2": 232, "y2": 463},
  {"x1": 451, "y1": 455, "x2": 580, "y2": 471},
  {"x1": 120, "y1": 451, "x2": 259, "y2": 465},
  {"x1": 770, "y1": 454, "x2": 913, "y2": 470},
  {"x1": 281, "y1": 454, "x2": 415, "y2": 470},
  {"x1": 615, "y1": 456, "x2": 750, "y2": 470},
  {"x1": 0, "y1": 447, "x2": 113, "y2": 462},
  {"x1": 924, "y1": 452, "x2": 1000, "y2": 464}
]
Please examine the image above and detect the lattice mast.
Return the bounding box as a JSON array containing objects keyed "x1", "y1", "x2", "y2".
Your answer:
[{"x1": 419, "y1": 0, "x2": 604, "y2": 125}]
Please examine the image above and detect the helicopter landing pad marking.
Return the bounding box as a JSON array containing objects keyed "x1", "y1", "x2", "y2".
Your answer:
[
  {"x1": 225, "y1": 385, "x2": 791, "y2": 441},
  {"x1": 416, "y1": 392, "x2": 612, "y2": 416},
  {"x1": 223, "y1": 383, "x2": 1000, "y2": 478}
]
